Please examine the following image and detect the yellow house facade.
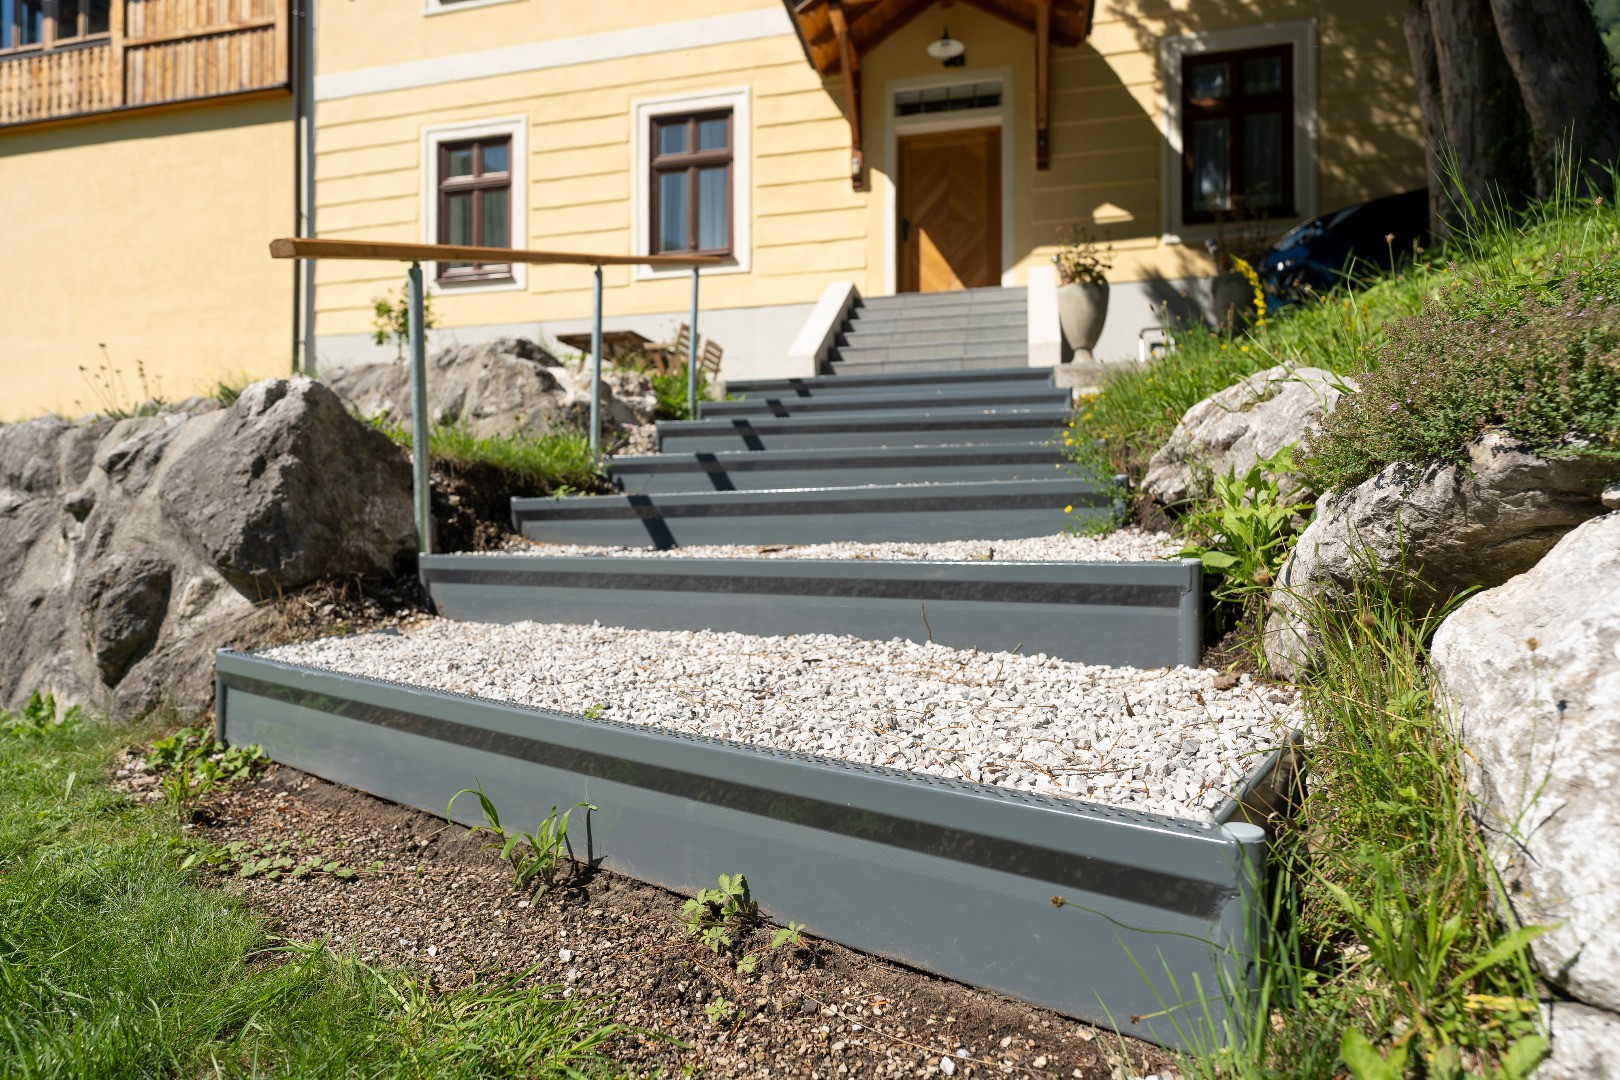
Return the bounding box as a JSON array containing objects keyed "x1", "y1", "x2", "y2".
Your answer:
[
  {"x1": 0, "y1": 0, "x2": 300, "y2": 420},
  {"x1": 1, "y1": 0, "x2": 1426, "y2": 418},
  {"x1": 308, "y1": 0, "x2": 1425, "y2": 379}
]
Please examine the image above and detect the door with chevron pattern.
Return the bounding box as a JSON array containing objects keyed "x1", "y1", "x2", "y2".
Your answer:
[{"x1": 897, "y1": 126, "x2": 1001, "y2": 293}]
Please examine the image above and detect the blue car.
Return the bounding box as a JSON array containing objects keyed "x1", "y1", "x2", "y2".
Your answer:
[{"x1": 1259, "y1": 188, "x2": 1429, "y2": 306}]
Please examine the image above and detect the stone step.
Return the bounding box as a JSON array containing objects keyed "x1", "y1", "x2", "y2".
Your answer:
[
  {"x1": 855, "y1": 286, "x2": 1026, "y2": 311},
  {"x1": 698, "y1": 384, "x2": 1070, "y2": 419},
  {"x1": 829, "y1": 338, "x2": 1029, "y2": 365},
  {"x1": 657, "y1": 404, "x2": 1069, "y2": 452},
  {"x1": 608, "y1": 442, "x2": 1067, "y2": 493},
  {"x1": 828, "y1": 355, "x2": 1033, "y2": 378},
  {"x1": 421, "y1": 554, "x2": 1201, "y2": 668},
  {"x1": 728, "y1": 366, "x2": 1048, "y2": 399},
  {"x1": 510, "y1": 477, "x2": 1111, "y2": 548},
  {"x1": 845, "y1": 308, "x2": 1026, "y2": 334},
  {"x1": 836, "y1": 322, "x2": 1027, "y2": 349}
]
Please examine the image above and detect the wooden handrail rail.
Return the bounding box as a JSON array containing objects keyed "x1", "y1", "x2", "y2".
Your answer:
[{"x1": 268, "y1": 237, "x2": 724, "y2": 268}]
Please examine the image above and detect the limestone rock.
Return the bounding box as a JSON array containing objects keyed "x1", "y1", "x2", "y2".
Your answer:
[
  {"x1": 159, "y1": 378, "x2": 415, "y2": 594},
  {"x1": 80, "y1": 554, "x2": 172, "y2": 685},
  {"x1": 1265, "y1": 432, "x2": 1614, "y2": 679},
  {"x1": 1538, "y1": 1000, "x2": 1620, "y2": 1079},
  {"x1": 1430, "y1": 514, "x2": 1620, "y2": 1015},
  {"x1": 328, "y1": 337, "x2": 657, "y2": 438},
  {"x1": 1142, "y1": 365, "x2": 1350, "y2": 507}
]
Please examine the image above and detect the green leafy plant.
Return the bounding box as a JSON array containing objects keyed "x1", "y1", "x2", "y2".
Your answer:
[
  {"x1": 371, "y1": 285, "x2": 438, "y2": 361},
  {"x1": 2, "y1": 691, "x2": 82, "y2": 738},
  {"x1": 703, "y1": 996, "x2": 736, "y2": 1026},
  {"x1": 144, "y1": 728, "x2": 266, "y2": 819},
  {"x1": 182, "y1": 837, "x2": 361, "y2": 881},
  {"x1": 581, "y1": 702, "x2": 606, "y2": 721},
  {"x1": 681, "y1": 873, "x2": 758, "y2": 962},
  {"x1": 446, "y1": 783, "x2": 595, "y2": 899},
  {"x1": 1176, "y1": 444, "x2": 1314, "y2": 649}
]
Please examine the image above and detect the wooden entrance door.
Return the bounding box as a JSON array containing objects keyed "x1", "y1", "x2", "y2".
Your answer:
[{"x1": 897, "y1": 126, "x2": 1002, "y2": 292}]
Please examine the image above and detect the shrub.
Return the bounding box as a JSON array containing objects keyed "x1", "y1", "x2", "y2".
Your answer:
[
  {"x1": 1303, "y1": 262, "x2": 1620, "y2": 493},
  {"x1": 648, "y1": 368, "x2": 712, "y2": 421}
]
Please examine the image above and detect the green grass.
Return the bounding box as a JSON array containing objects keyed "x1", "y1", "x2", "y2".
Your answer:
[
  {"x1": 0, "y1": 707, "x2": 637, "y2": 1078},
  {"x1": 366, "y1": 417, "x2": 607, "y2": 496},
  {"x1": 1066, "y1": 176, "x2": 1620, "y2": 491}
]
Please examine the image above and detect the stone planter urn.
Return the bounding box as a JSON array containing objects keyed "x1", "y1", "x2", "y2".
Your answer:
[
  {"x1": 1057, "y1": 280, "x2": 1109, "y2": 362},
  {"x1": 1209, "y1": 271, "x2": 1254, "y2": 330}
]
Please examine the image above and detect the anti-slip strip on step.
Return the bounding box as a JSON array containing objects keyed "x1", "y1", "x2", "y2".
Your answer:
[
  {"x1": 420, "y1": 555, "x2": 1202, "y2": 668},
  {"x1": 728, "y1": 367, "x2": 1049, "y2": 398},
  {"x1": 699, "y1": 386, "x2": 1071, "y2": 419},
  {"x1": 608, "y1": 443, "x2": 1067, "y2": 494},
  {"x1": 214, "y1": 650, "x2": 1267, "y2": 1049},
  {"x1": 511, "y1": 479, "x2": 1114, "y2": 548}
]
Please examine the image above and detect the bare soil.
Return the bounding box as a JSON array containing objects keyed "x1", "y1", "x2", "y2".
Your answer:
[{"x1": 183, "y1": 764, "x2": 1178, "y2": 1080}]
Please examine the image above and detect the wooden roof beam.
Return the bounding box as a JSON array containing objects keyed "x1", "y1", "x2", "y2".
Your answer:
[
  {"x1": 829, "y1": 0, "x2": 866, "y2": 189},
  {"x1": 1035, "y1": 0, "x2": 1051, "y2": 170}
]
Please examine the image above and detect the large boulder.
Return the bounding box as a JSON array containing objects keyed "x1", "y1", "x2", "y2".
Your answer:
[
  {"x1": 160, "y1": 378, "x2": 415, "y2": 594},
  {"x1": 1142, "y1": 364, "x2": 1350, "y2": 507},
  {"x1": 329, "y1": 337, "x2": 657, "y2": 438},
  {"x1": 1539, "y1": 1001, "x2": 1620, "y2": 1079},
  {"x1": 1430, "y1": 514, "x2": 1620, "y2": 1024},
  {"x1": 0, "y1": 377, "x2": 417, "y2": 716},
  {"x1": 1264, "y1": 432, "x2": 1614, "y2": 679}
]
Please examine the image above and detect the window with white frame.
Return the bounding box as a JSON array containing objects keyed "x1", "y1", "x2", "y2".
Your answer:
[
  {"x1": 1160, "y1": 22, "x2": 1316, "y2": 238},
  {"x1": 422, "y1": 117, "x2": 527, "y2": 291},
  {"x1": 631, "y1": 88, "x2": 752, "y2": 278}
]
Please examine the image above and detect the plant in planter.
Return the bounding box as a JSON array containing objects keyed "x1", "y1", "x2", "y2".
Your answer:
[{"x1": 1052, "y1": 225, "x2": 1114, "y2": 362}]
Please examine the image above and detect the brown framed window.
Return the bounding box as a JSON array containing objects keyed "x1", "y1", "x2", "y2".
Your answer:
[
  {"x1": 1181, "y1": 43, "x2": 1294, "y2": 224},
  {"x1": 650, "y1": 110, "x2": 733, "y2": 256},
  {"x1": 436, "y1": 135, "x2": 512, "y2": 281},
  {"x1": 2, "y1": 0, "x2": 109, "y2": 50}
]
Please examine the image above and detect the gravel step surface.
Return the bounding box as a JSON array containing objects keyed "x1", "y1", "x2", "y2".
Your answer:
[
  {"x1": 500, "y1": 527, "x2": 1181, "y2": 564},
  {"x1": 262, "y1": 621, "x2": 1297, "y2": 822}
]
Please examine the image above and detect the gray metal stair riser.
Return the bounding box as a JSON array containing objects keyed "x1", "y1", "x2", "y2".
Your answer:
[
  {"x1": 422, "y1": 556, "x2": 1202, "y2": 669},
  {"x1": 831, "y1": 341, "x2": 1031, "y2": 364},
  {"x1": 730, "y1": 368, "x2": 1049, "y2": 399},
  {"x1": 610, "y1": 445, "x2": 1067, "y2": 493},
  {"x1": 699, "y1": 387, "x2": 1070, "y2": 419},
  {"x1": 827, "y1": 357, "x2": 1034, "y2": 378},
  {"x1": 837, "y1": 327, "x2": 1028, "y2": 351},
  {"x1": 511, "y1": 480, "x2": 1114, "y2": 548},
  {"x1": 658, "y1": 417, "x2": 1065, "y2": 452},
  {"x1": 856, "y1": 288, "x2": 1027, "y2": 311},
  {"x1": 216, "y1": 653, "x2": 1262, "y2": 1052},
  {"x1": 842, "y1": 312, "x2": 1026, "y2": 337}
]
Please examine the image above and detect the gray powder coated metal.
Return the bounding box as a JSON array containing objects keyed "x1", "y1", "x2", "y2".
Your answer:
[
  {"x1": 699, "y1": 384, "x2": 1071, "y2": 418},
  {"x1": 728, "y1": 367, "x2": 1051, "y2": 399},
  {"x1": 214, "y1": 650, "x2": 1265, "y2": 1049},
  {"x1": 608, "y1": 443, "x2": 1067, "y2": 494},
  {"x1": 511, "y1": 478, "x2": 1114, "y2": 548},
  {"x1": 420, "y1": 555, "x2": 1203, "y2": 668},
  {"x1": 657, "y1": 405, "x2": 1070, "y2": 452}
]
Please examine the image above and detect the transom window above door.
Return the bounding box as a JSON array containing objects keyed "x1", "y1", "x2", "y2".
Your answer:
[
  {"x1": 436, "y1": 135, "x2": 512, "y2": 281},
  {"x1": 1180, "y1": 43, "x2": 1294, "y2": 222},
  {"x1": 650, "y1": 109, "x2": 733, "y2": 256}
]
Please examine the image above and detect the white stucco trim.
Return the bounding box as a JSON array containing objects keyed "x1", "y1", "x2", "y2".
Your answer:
[
  {"x1": 317, "y1": 8, "x2": 792, "y2": 102},
  {"x1": 786, "y1": 281, "x2": 859, "y2": 378},
  {"x1": 629, "y1": 87, "x2": 752, "y2": 281},
  {"x1": 1025, "y1": 264, "x2": 1061, "y2": 369},
  {"x1": 881, "y1": 68, "x2": 1016, "y2": 297},
  {"x1": 1158, "y1": 20, "x2": 1318, "y2": 245},
  {"x1": 421, "y1": 115, "x2": 528, "y2": 295},
  {"x1": 423, "y1": 0, "x2": 523, "y2": 17}
]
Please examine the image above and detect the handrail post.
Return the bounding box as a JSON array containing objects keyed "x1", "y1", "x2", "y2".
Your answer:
[
  {"x1": 406, "y1": 262, "x2": 434, "y2": 557},
  {"x1": 589, "y1": 264, "x2": 605, "y2": 463},
  {"x1": 687, "y1": 265, "x2": 701, "y2": 419}
]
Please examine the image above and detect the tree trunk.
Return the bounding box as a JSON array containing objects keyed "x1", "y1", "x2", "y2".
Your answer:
[
  {"x1": 1403, "y1": 0, "x2": 1450, "y2": 238},
  {"x1": 1424, "y1": 0, "x2": 1537, "y2": 225},
  {"x1": 1487, "y1": 0, "x2": 1620, "y2": 197}
]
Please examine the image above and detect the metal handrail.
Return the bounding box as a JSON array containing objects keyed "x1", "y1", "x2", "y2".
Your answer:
[{"x1": 270, "y1": 237, "x2": 722, "y2": 560}]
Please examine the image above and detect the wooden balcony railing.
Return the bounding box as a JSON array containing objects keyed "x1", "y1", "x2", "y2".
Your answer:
[{"x1": 0, "y1": 0, "x2": 288, "y2": 129}]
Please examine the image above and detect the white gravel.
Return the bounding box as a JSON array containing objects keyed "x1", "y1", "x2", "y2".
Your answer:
[
  {"x1": 499, "y1": 527, "x2": 1181, "y2": 564},
  {"x1": 261, "y1": 620, "x2": 1298, "y2": 822}
]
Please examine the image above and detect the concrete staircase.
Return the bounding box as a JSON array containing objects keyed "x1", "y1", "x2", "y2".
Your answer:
[{"x1": 827, "y1": 286, "x2": 1029, "y2": 375}]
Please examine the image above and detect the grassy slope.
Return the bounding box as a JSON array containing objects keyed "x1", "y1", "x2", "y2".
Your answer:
[{"x1": 0, "y1": 712, "x2": 633, "y2": 1078}]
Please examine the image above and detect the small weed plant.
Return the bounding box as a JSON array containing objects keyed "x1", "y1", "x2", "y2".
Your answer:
[
  {"x1": 144, "y1": 727, "x2": 266, "y2": 819},
  {"x1": 182, "y1": 837, "x2": 364, "y2": 881},
  {"x1": 681, "y1": 874, "x2": 809, "y2": 976},
  {"x1": 446, "y1": 783, "x2": 595, "y2": 899},
  {"x1": 372, "y1": 284, "x2": 438, "y2": 360},
  {"x1": 2, "y1": 691, "x2": 82, "y2": 738}
]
